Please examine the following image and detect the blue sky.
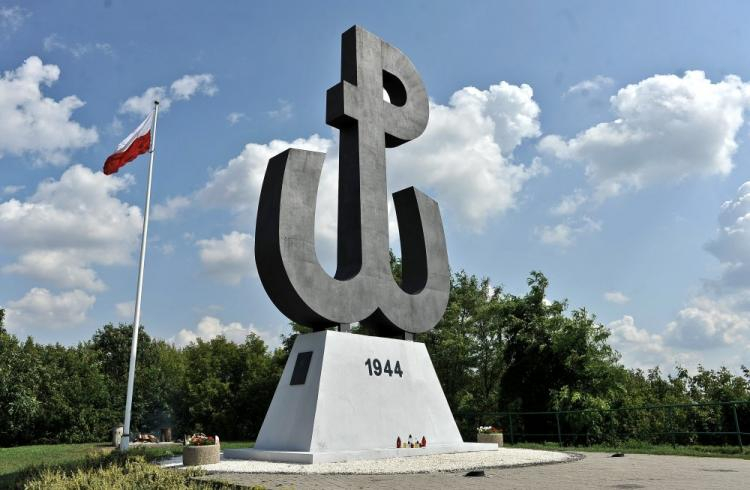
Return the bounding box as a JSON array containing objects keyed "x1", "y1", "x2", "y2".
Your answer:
[{"x1": 2, "y1": 0, "x2": 750, "y2": 372}]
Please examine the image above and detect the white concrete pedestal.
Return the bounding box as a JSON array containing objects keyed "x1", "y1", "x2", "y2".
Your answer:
[{"x1": 225, "y1": 330, "x2": 496, "y2": 463}]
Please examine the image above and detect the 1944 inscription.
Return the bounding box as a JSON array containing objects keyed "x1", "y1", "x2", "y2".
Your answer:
[{"x1": 365, "y1": 358, "x2": 403, "y2": 377}]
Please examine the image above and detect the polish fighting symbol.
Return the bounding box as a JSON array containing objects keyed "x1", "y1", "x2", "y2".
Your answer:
[{"x1": 255, "y1": 26, "x2": 450, "y2": 337}]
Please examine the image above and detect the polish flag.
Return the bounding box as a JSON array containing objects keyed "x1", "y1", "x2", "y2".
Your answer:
[{"x1": 103, "y1": 111, "x2": 154, "y2": 175}]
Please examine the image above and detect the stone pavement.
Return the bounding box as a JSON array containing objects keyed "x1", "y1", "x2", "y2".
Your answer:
[{"x1": 197, "y1": 452, "x2": 750, "y2": 489}]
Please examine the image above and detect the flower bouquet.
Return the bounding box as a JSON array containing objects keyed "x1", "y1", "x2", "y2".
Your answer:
[
  {"x1": 187, "y1": 433, "x2": 218, "y2": 446},
  {"x1": 476, "y1": 426, "x2": 502, "y2": 434},
  {"x1": 476, "y1": 426, "x2": 503, "y2": 447}
]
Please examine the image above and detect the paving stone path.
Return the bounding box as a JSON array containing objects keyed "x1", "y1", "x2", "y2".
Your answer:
[{"x1": 196, "y1": 452, "x2": 749, "y2": 489}]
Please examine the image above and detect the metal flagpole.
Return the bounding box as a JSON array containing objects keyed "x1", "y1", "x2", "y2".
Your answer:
[{"x1": 120, "y1": 100, "x2": 160, "y2": 451}]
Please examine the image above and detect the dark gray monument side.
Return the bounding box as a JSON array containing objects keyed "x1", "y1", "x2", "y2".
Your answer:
[{"x1": 255, "y1": 25, "x2": 450, "y2": 336}]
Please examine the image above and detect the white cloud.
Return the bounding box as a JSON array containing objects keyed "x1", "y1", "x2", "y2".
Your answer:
[
  {"x1": 152, "y1": 195, "x2": 190, "y2": 221},
  {"x1": 120, "y1": 73, "x2": 217, "y2": 116},
  {"x1": 604, "y1": 291, "x2": 630, "y2": 304},
  {"x1": 387, "y1": 82, "x2": 545, "y2": 230},
  {"x1": 566, "y1": 75, "x2": 614, "y2": 96},
  {"x1": 196, "y1": 231, "x2": 255, "y2": 285},
  {"x1": 196, "y1": 134, "x2": 340, "y2": 266},
  {"x1": 607, "y1": 315, "x2": 670, "y2": 370},
  {"x1": 119, "y1": 86, "x2": 169, "y2": 115},
  {"x1": 171, "y1": 315, "x2": 281, "y2": 349},
  {"x1": 198, "y1": 135, "x2": 332, "y2": 215},
  {"x1": 227, "y1": 112, "x2": 246, "y2": 125},
  {"x1": 705, "y1": 181, "x2": 750, "y2": 283},
  {"x1": 5, "y1": 288, "x2": 95, "y2": 332},
  {"x1": 170, "y1": 74, "x2": 217, "y2": 100},
  {"x1": 536, "y1": 223, "x2": 574, "y2": 247},
  {"x1": 550, "y1": 189, "x2": 587, "y2": 216},
  {"x1": 2, "y1": 251, "x2": 106, "y2": 292},
  {"x1": 197, "y1": 134, "x2": 337, "y2": 255},
  {"x1": 0, "y1": 6, "x2": 29, "y2": 37},
  {"x1": 664, "y1": 183, "x2": 750, "y2": 350},
  {"x1": 43, "y1": 34, "x2": 113, "y2": 58},
  {"x1": 666, "y1": 295, "x2": 750, "y2": 348},
  {"x1": 540, "y1": 71, "x2": 750, "y2": 200},
  {"x1": 536, "y1": 217, "x2": 601, "y2": 247},
  {"x1": 115, "y1": 301, "x2": 134, "y2": 319},
  {"x1": 0, "y1": 164, "x2": 142, "y2": 291},
  {"x1": 268, "y1": 99, "x2": 293, "y2": 121},
  {"x1": 160, "y1": 243, "x2": 175, "y2": 255},
  {"x1": 2, "y1": 185, "x2": 23, "y2": 195},
  {"x1": 108, "y1": 116, "x2": 124, "y2": 136},
  {"x1": 0, "y1": 56, "x2": 98, "y2": 165}
]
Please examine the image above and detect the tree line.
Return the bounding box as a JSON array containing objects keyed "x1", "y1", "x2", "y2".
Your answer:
[{"x1": 1, "y1": 269, "x2": 749, "y2": 446}]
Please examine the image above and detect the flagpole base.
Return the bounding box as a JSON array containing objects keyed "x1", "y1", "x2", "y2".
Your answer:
[{"x1": 120, "y1": 434, "x2": 130, "y2": 452}]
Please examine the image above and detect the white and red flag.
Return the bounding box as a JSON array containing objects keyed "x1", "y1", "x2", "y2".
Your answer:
[{"x1": 103, "y1": 111, "x2": 154, "y2": 175}]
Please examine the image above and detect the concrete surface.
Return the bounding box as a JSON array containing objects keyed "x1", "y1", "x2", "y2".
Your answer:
[
  {"x1": 247, "y1": 331, "x2": 495, "y2": 462},
  {"x1": 195, "y1": 452, "x2": 750, "y2": 489}
]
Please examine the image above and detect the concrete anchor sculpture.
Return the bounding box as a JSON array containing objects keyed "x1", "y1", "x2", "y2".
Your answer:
[
  {"x1": 230, "y1": 25, "x2": 497, "y2": 464},
  {"x1": 255, "y1": 25, "x2": 450, "y2": 338}
]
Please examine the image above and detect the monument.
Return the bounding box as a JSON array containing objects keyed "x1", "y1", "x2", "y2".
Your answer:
[{"x1": 230, "y1": 25, "x2": 496, "y2": 464}]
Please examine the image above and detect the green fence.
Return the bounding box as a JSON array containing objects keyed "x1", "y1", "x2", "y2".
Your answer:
[{"x1": 461, "y1": 400, "x2": 750, "y2": 450}]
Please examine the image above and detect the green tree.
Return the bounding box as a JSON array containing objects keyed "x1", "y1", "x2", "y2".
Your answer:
[
  {"x1": 235, "y1": 334, "x2": 284, "y2": 438},
  {"x1": 90, "y1": 324, "x2": 184, "y2": 436},
  {"x1": 32, "y1": 341, "x2": 113, "y2": 442},
  {"x1": 176, "y1": 333, "x2": 281, "y2": 439},
  {"x1": 499, "y1": 272, "x2": 624, "y2": 413},
  {"x1": 422, "y1": 271, "x2": 504, "y2": 414},
  {"x1": 0, "y1": 315, "x2": 42, "y2": 443}
]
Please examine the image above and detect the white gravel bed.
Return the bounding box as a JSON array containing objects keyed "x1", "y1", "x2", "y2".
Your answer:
[{"x1": 160, "y1": 448, "x2": 577, "y2": 475}]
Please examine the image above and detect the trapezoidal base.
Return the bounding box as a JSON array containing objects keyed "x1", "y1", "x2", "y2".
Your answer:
[{"x1": 230, "y1": 330, "x2": 496, "y2": 464}]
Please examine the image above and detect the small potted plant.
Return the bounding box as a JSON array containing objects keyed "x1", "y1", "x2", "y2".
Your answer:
[
  {"x1": 477, "y1": 426, "x2": 503, "y2": 447},
  {"x1": 182, "y1": 433, "x2": 220, "y2": 466}
]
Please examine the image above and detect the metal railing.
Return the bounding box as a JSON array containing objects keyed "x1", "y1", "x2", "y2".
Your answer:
[{"x1": 460, "y1": 400, "x2": 750, "y2": 451}]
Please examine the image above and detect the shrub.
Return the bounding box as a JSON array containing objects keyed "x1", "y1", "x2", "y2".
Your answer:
[{"x1": 18, "y1": 450, "x2": 252, "y2": 489}]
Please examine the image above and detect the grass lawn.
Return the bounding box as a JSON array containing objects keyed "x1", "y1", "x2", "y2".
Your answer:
[
  {"x1": 0, "y1": 441, "x2": 254, "y2": 489},
  {"x1": 0, "y1": 443, "x2": 112, "y2": 488},
  {"x1": 510, "y1": 441, "x2": 750, "y2": 460}
]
